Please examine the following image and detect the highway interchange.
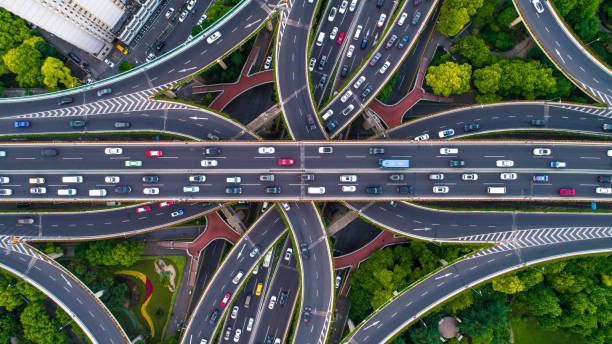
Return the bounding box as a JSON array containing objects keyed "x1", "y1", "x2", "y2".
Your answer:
[{"x1": 0, "y1": 0, "x2": 610, "y2": 343}]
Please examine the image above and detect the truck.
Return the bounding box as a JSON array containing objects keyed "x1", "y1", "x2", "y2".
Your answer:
[{"x1": 379, "y1": 159, "x2": 410, "y2": 168}]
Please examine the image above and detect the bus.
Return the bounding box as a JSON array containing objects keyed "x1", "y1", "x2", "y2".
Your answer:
[{"x1": 379, "y1": 159, "x2": 410, "y2": 168}]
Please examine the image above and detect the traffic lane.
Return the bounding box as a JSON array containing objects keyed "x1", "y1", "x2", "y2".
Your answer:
[
  {"x1": 0, "y1": 202, "x2": 220, "y2": 239},
  {"x1": 0, "y1": 248, "x2": 128, "y2": 344},
  {"x1": 181, "y1": 208, "x2": 285, "y2": 344},
  {"x1": 161, "y1": 0, "x2": 212, "y2": 57}
]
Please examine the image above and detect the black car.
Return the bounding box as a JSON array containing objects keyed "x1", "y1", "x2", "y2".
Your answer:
[
  {"x1": 142, "y1": 175, "x2": 159, "y2": 183},
  {"x1": 389, "y1": 174, "x2": 404, "y2": 181},
  {"x1": 340, "y1": 64, "x2": 349, "y2": 78},
  {"x1": 155, "y1": 41, "x2": 165, "y2": 52},
  {"x1": 361, "y1": 85, "x2": 373, "y2": 99},
  {"x1": 208, "y1": 309, "x2": 219, "y2": 323},
  {"x1": 369, "y1": 147, "x2": 385, "y2": 155},
  {"x1": 300, "y1": 243, "x2": 310, "y2": 259},
  {"x1": 225, "y1": 187, "x2": 243, "y2": 194},
  {"x1": 301, "y1": 174, "x2": 315, "y2": 181},
  {"x1": 397, "y1": 185, "x2": 413, "y2": 194},
  {"x1": 68, "y1": 52, "x2": 81, "y2": 64},
  {"x1": 449, "y1": 159, "x2": 465, "y2": 167},
  {"x1": 204, "y1": 147, "x2": 221, "y2": 155},
  {"x1": 366, "y1": 186, "x2": 383, "y2": 194},
  {"x1": 305, "y1": 113, "x2": 317, "y2": 131},
  {"x1": 114, "y1": 121, "x2": 131, "y2": 128},
  {"x1": 531, "y1": 119, "x2": 546, "y2": 126},
  {"x1": 69, "y1": 120, "x2": 86, "y2": 128},
  {"x1": 114, "y1": 186, "x2": 132, "y2": 194},
  {"x1": 279, "y1": 290, "x2": 289, "y2": 305},
  {"x1": 598, "y1": 175, "x2": 611, "y2": 183},
  {"x1": 303, "y1": 306, "x2": 312, "y2": 323},
  {"x1": 58, "y1": 97, "x2": 73, "y2": 105},
  {"x1": 40, "y1": 148, "x2": 58, "y2": 157},
  {"x1": 463, "y1": 123, "x2": 480, "y2": 132},
  {"x1": 265, "y1": 186, "x2": 282, "y2": 194}
]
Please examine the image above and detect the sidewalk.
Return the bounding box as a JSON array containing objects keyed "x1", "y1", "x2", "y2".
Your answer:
[
  {"x1": 191, "y1": 46, "x2": 275, "y2": 111},
  {"x1": 334, "y1": 231, "x2": 409, "y2": 271}
]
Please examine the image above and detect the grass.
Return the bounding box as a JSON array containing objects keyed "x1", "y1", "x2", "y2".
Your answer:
[{"x1": 512, "y1": 316, "x2": 582, "y2": 344}]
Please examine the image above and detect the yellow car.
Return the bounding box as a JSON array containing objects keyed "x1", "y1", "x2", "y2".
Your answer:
[{"x1": 255, "y1": 283, "x2": 263, "y2": 296}]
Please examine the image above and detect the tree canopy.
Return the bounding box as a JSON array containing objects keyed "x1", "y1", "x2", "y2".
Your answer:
[
  {"x1": 77, "y1": 239, "x2": 144, "y2": 267},
  {"x1": 437, "y1": 0, "x2": 485, "y2": 36},
  {"x1": 425, "y1": 61, "x2": 472, "y2": 97},
  {"x1": 20, "y1": 302, "x2": 70, "y2": 344}
]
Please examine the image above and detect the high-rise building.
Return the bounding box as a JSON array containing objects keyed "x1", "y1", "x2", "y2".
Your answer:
[{"x1": 0, "y1": 0, "x2": 127, "y2": 59}]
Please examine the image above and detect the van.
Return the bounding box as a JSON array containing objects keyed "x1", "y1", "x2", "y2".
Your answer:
[
  {"x1": 62, "y1": 176, "x2": 83, "y2": 183},
  {"x1": 322, "y1": 109, "x2": 334, "y2": 121},
  {"x1": 263, "y1": 250, "x2": 273, "y2": 268},
  {"x1": 307, "y1": 186, "x2": 326, "y2": 194},
  {"x1": 244, "y1": 295, "x2": 251, "y2": 308},
  {"x1": 353, "y1": 25, "x2": 362, "y2": 40},
  {"x1": 316, "y1": 32, "x2": 325, "y2": 46},
  {"x1": 487, "y1": 187, "x2": 506, "y2": 194},
  {"x1": 58, "y1": 189, "x2": 77, "y2": 196},
  {"x1": 88, "y1": 189, "x2": 107, "y2": 197}
]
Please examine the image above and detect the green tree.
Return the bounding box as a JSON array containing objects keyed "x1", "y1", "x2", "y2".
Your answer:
[
  {"x1": 107, "y1": 282, "x2": 130, "y2": 308},
  {"x1": 491, "y1": 274, "x2": 525, "y2": 294},
  {"x1": 0, "y1": 7, "x2": 33, "y2": 76},
  {"x1": 472, "y1": 0, "x2": 499, "y2": 27},
  {"x1": 41, "y1": 57, "x2": 80, "y2": 91},
  {"x1": 56, "y1": 308, "x2": 87, "y2": 339},
  {"x1": 0, "y1": 272, "x2": 24, "y2": 311},
  {"x1": 20, "y1": 302, "x2": 69, "y2": 344},
  {"x1": 15, "y1": 280, "x2": 45, "y2": 302},
  {"x1": 473, "y1": 63, "x2": 502, "y2": 94},
  {"x1": 444, "y1": 290, "x2": 474, "y2": 314},
  {"x1": 553, "y1": 0, "x2": 578, "y2": 17},
  {"x1": 2, "y1": 39, "x2": 43, "y2": 87},
  {"x1": 455, "y1": 35, "x2": 495, "y2": 67},
  {"x1": 425, "y1": 61, "x2": 472, "y2": 97},
  {"x1": 524, "y1": 284, "x2": 563, "y2": 317},
  {"x1": 80, "y1": 239, "x2": 143, "y2": 267},
  {"x1": 0, "y1": 309, "x2": 22, "y2": 343},
  {"x1": 118, "y1": 61, "x2": 135, "y2": 73},
  {"x1": 458, "y1": 292, "x2": 510, "y2": 343},
  {"x1": 437, "y1": 0, "x2": 485, "y2": 36},
  {"x1": 496, "y1": 4, "x2": 519, "y2": 28}
]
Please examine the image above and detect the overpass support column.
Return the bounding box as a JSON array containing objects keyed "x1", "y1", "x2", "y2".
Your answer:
[
  {"x1": 219, "y1": 206, "x2": 247, "y2": 235},
  {"x1": 327, "y1": 210, "x2": 359, "y2": 236}
]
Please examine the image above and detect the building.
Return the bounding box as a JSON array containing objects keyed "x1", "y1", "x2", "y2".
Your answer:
[{"x1": 0, "y1": 0, "x2": 127, "y2": 60}]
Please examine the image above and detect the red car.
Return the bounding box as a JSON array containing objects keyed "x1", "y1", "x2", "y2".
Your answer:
[
  {"x1": 220, "y1": 293, "x2": 231, "y2": 307},
  {"x1": 146, "y1": 150, "x2": 163, "y2": 157},
  {"x1": 159, "y1": 201, "x2": 174, "y2": 208},
  {"x1": 336, "y1": 32, "x2": 345, "y2": 44},
  {"x1": 136, "y1": 206, "x2": 151, "y2": 213},
  {"x1": 559, "y1": 188, "x2": 576, "y2": 196},
  {"x1": 278, "y1": 158, "x2": 295, "y2": 166}
]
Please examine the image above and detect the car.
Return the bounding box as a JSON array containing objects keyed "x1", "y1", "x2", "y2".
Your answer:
[
  {"x1": 531, "y1": 119, "x2": 546, "y2": 126},
  {"x1": 0, "y1": 151, "x2": 5, "y2": 157},
  {"x1": 397, "y1": 12, "x2": 408, "y2": 26},
  {"x1": 300, "y1": 243, "x2": 310, "y2": 259},
  {"x1": 397, "y1": 35, "x2": 409, "y2": 49},
  {"x1": 603, "y1": 123, "x2": 612, "y2": 131},
  {"x1": 377, "y1": 0, "x2": 384, "y2": 8},
  {"x1": 326, "y1": 120, "x2": 338, "y2": 132},
  {"x1": 233, "y1": 329, "x2": 241, "y2": 343},
  {"x1": 319, "y1": 147, "x2": 333, "y2": 154},
  {"x1": 322, "y1": 109, "x2": 333, "y2": 120},
  {"x1": 461, "y1": 173, "x2": 478, "y2": 181},
  {"x1": 429, "y1": 173, "x2": 444, "y2": 180},
  {"x1": 366, "y1": 186, "x2": 383, "y2": 194},
  {"x1": 279, "y1": 290, "x2": 289, "y2": 305},
  {"x1": 361, "y1": 85, "x2": 373, "y2": 99},
  {"x1": 533, "y1": 148, "x2": 551, "y2": 156},
  {"x1": 438, "y1": 129, "x2": 455, "y2": 138},
  {"x1": 318, "y1": 55, "x2": 328, "y2": 71},
  {"x1": 339, "y1": 0, "x2": 348, "y2": 13},
  {"x1": 354, "y1": 76, "x2": 366, "y2": 89},
  {"x1": 28, "y1": 177, "x2": 45, "y2": 184},
  {"x1": 397, "y1": 185, "x2": 413, "y2": 194},
  {"x1": 305, "y1": 113, "x2": 317, "y2": 131},
  {"x1": 303, "y1": 306, "x2": 312, "y2": 322},
  {"x1": 136, "y1": 206, "x2": 150, "y2": 213},
  {"x1": 125, "y1": 160, "x2": 142, "y2": 167},
  {"x1": 208, "y1": 309, "x2": 219, "y2": 324},
  {"x1": 17, "y1": 218, "x2": 35, "y2": 225},
  {"x1": 412, "y1": 10, "x2": 421, "y2": 24},
  {"x1": 14, "y1": 120, "x2": 30, "y2": 128},
  {"x1": 58, "y1": 97, "x2": 73, "y2": 105},
  {"x1": 139, "y1": 175, "x2": 158, "y2": 183},
  {"x1": 349, "y1": 0, "x2": 358, "y2": 11},
  {"x1": 114, "y1": 121, "x2": 130, "y2": 128},
  {"x1": 337, "y1": 32, "x2": 345, "y2": 44},
  {"x1": 532, "y1": 0, "x2": 544, "y2": 14},
  {"x1": 246, "y1": 317, "x2": 255, "y2": 332},
  {"x1": 258, "y1": 147, "x2": 275, "y2": 154},
  {"x1": 341, "y1": 90, "x2": 352, "y2": 102},
  {"x1": 201, "y1": 160, "x2": 218, "y2": 167},
  {"x1": 96, "y1": 88, "x2": 112, "y2": 97},
  {"x1": 203, "y1": 147, "x2": 221, "y2": 155},
  {"x1": 105, "y1": 147, "x2": 122, "y2": 155},
  {"x1": 69, "y1": 120, "x2": 86, "y2": 128},
  {"x1": 598, "y1": 176, "x2": 611, "y2": 183},
  {"x1": 596, "y1": 187, "x2": 612, "y2": 194},
  {"x1": 559, "y1": 188, "x2": 575, "y2": 196},
  {"x1": 533, "y1": 175, "x2": 549, "y2": 182},
  {"x1": 187, "y1": 0, "x2": 196, "y2": 11},
  {"x1": 159, "y1": 201, "x2": 174, "y2": 208},
  {"x1": 278, "y1": 158, "x2": 295, "y2": 166},
  {"x1": 114, "y1": 186, "x2": 132, "y2": 194},
  {"x1": 550, "y1": 161, "x2": 566, "y2": 168},
  {"x1": 259, "y1": 174, "x2": 275, "y2": 182},
  {"x1": 413, "y1": 0, "x2": 422, "y2": 5},
  {"x1": 318, "y1": 74, "x2": 328, "y2": 88},
  {"x1": 377, "y1": 13, "x2": 387, "y2": 28},
  {"x1": 268, "y1": 295, "x2": 277, "y2": 309},
  {"x1": 328, "y1": 7, "x2": 337, "y2": 21},
  {"x1": 184, "y1": 185, "x2": 200, "y2": 193},
  {"x1": 500, "y1": 173, "x2": 518, "y2": 180},
  {"x1": 463, "y1": 123, "x2": 480, "y2": 132},
  {"x1": 264, "y1": 56, "x2": 273, "y2": 69},
  {"x1": 255, "y1": 283, "x2": 264, "y2": 296},
  {"x1": 309, "y1": 58, "x2": 316, "y2": 71},
  {"x1": 224, "y1": 326, "x2": 232, "y2": 341},
  {"x1": 369, "y1": 52, "x2": 382, "y2": 66},
  {"x1": 360, "y1": 36, "x2": 368, "y2": 49},
  {"x1": 0, "y1": 177, "x2": 10, "y2": 184},
  {"x1": 40, "y1": 148, "x2": 57, "y2": 157},
  {"x1": 105, "y1": 176, "x2": 120, "y2": 184},
  {"x1": 189, "y1": 175, "x2": 206, "y2": 183},
  {"x1": 433, "y1": 186, "x2": 449, "y2": 193},
  {"x1": 265, "y1": 186, "x2": 282, "y2": 194},
  {"x1": 340, "y1": 175, "x2": 357, "y2": 183},
  {"x1": 105, "y1": 57, "x2": 116, "y2": 66},
  {"x1": 30, "y1": 187, "x2": 46, "y2": 195},
  {"x1": 389, "y1": 174, "x2": 404, "y2": 181},
  {"x1": 206, "y1": 31, "x2": 222, "y2": 44},
  {"x1": 232, "y1": 269, "x2": 244, "y2": 285},
  {"x1": 449, "y1": 160, "x2": 465, "y2": 167},
  {"x1": 171, "y1": 209, "x2": 184, "y2": 217},
  {"x1": 225, "y1": 187, "x2": 243, "y2": 194},
  {"x1": 496, "y1": 160, "x2": 514, "y2": 167},
  {"x1": 379, "y1": 61, "x2": 391, "y2": 74},
  {"x1": 143, "y1": 188, "x2": 159, "y2": 195},
  {"x1": 346, "y1": 45, "x2": 355, "y2": 58},
  {"x1": 284, "y1": 247, "x2": 293, "y2": 261},
  {"x1": 342, "y1": 185, "x2": 357, "y2": 192},
  {"x1": 178, "y1": 9, "x2": 188, "y2": 22},
  {"x1": 281, "y1": 202, "x2": 291, "y2": 211},
  {"x1": 369, "y1": 147, "x2": 385, "y2": 155},
  {"x1": 440, "y1": 148, "x2": 458, "y2": 155},
  {"x1": 413, "y1": 133, "x2": 429, "y2": 141},
  {"x1": 146, "y1": 150, "x2": 162, "y2": 157},
  {"x1": 165, "y1": 7, "x2": 175, "y2": 19},
  {"x1": 249, "y1": 246, "x2": 260, "y2": 258}
]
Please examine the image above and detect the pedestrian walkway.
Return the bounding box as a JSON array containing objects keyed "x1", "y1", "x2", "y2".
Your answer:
[
  {"x1": 368, "y1": 57, "x2": 453, "y2": 127},
  {"x1": 191, "y1": 46, "x2": 275, "y2": 111},
  {"x1": 334, "y1": 231, "x2": 409, "y2": 271}
]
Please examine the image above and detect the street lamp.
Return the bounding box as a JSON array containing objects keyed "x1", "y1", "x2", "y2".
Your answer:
[{"x1": 585, "y1": 37, "x2": 600, "y2": 46}]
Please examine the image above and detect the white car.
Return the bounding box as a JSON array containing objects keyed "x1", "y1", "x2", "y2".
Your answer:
[
  {"x1": 105, "y1": 176, "x2": 120, "y2": 184},
  {"x1": 165, "y1": 7, "x2": 174, "y2": 19},
  {"x1": 309, "y1": 58, "x2": 316, "y2": 72},
  {"x1": 608, "y1": 149, "x2": 612, "y2": 157},
  {"x1": 433, "y1": 186, "x2": 449, "y2": 193},
  {"x1": 178, "y1": 9, "x2": 188, "y2": 22},
  {"x1": 346, "y1": 45, "x2": 355, "y2": 58},
  {"x1": 353, "y1": 75, "x2": 366, "y2": 89},
  {"x1": 29, "y1": 177, "x2": 45, "y2": 184},
  {"x1": 189, "y1": 175, "x2": 206, "y2": 182},
  {"x1": 438, "y1": 129, "x2": 455, "y2": 138},
  {"x1": 440, "y1": 148, "x2": 458, "y2": 155},
  {"x1": 268, "y1": 295, "x2": 277, "y2": 309},
  {"x1": 379, "y1": 61, "x2": 390, "y2": 74},
  {"x1": 413, "y1": 134, "x2": 429, "y2": 141},
  {"x1": 183, "y1": 186, "x2": 200, "y2": 192},
  {"x1": 201, "y1": 160, "x2": 218, "y2": 167},
  {"x1": 377, "y1": 13, "x2": 387, "y2": 28},
  {"x1": 397, "y1": 12, "x2": 408, "y2": 26},
  {"x1": 461, "y1": 173, "x2": 478, "y2": 181},
  {"x1": 339, "y1": 0, "x2": 348, "y2": 14},
  {"x1": 0, "y1": 177, "x2": 9, "y2": 184},
  {"x1": 143, "y1": 187, "x2": 159, "y2": 195},
  {"x1": 104, "y1": 59, "x2": 115, "y2": 68},
  {"x1": 496, "y1": 160, "x2": 514, "y2": 167},
  {"x1": 258, "y1": 147, "x2": 275, "y2": 154},
  {"x1": 329, "y1": 26, "x2": 338, "y2": 40},
  {"x1": 500, "y1": 173, "x2": 518, "y2": 180},
  {"x1": 187, "y1": 0, "x2": 196, "y2": 11},
  {"x1": 284, "y1": 247, "x2": 293, "y2": 261},
  {"x1": 328, "y1": 7, "x2": 337, "y2": 21},
  {"x1": 281, "y1": 202, "x2": 291, "y2": 211},
  {"x1": 30, "y1": 187, "x2": 46, "y2": 194},
  {"x1": 0, "y1": 151, "x2": 5, "y2": 157},
  {"x1": 429, "y1": 173, "x2": 444, "y2": 180},
  {"x1": 340, "y1": 90, "x2": 353, "y2": 102},
  {"x1": 533, "y1": 148, "x2": 551, "y2": 156},
  {"x1": 264, "y1": 56, "x2": 273, "y2": 69},
  {"x1": 340, "y1": 175, "x2": 357, "y2": 183},
  {"x1": 319, "y1": 147, "x2": 333, "y2": 153},
  {"x1": 105, "y1": 147, "x2": 122, "y2": 155},
  {"x1": 206, "y1": 31, "x2": 222, "y2": 44},
  {"x1": 233, "y1": 329, "x2": 241, "y2": 343},
  {"x1": 342, "y1": 185, "x2": 356, "y2": 192},
  {"x1": 349, "y1": 0, "x2": 358, "y2": 11},
  {"x1": 532, "y1": 0, "x2": 544, "y2": 14},
  {"x1": 230, "y1": 306, "x2": 239, "y2": 319},
  {"x1": 596, "y1": 187, "x2": 612, "y2": 194}
]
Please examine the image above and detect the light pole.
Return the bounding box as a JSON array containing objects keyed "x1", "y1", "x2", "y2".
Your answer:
[{"x1": 585, "y1": 37, "x2": 600, "y2": 46}]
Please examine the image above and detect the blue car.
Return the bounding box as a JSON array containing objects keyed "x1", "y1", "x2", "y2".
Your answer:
[
  {"x1": 397, "y1": 35, "x2": 409, "y2": 49},
  {"x1": 14, "y1": 121, "x2": 30, "y2": 128}
]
